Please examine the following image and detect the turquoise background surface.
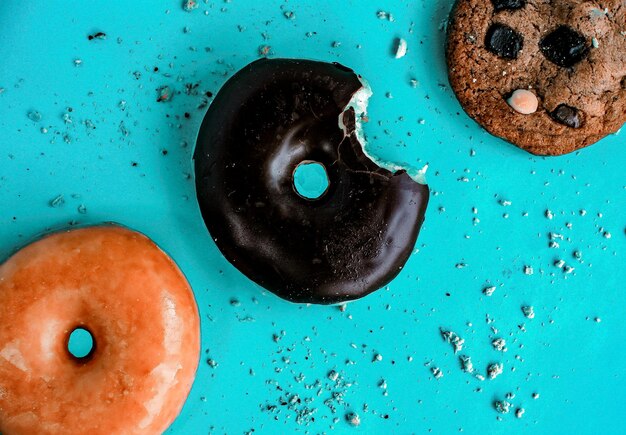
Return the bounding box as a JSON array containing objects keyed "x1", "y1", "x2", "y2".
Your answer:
[{"x1": 1, "y1": 1, "x2": 624, "y2": 434}]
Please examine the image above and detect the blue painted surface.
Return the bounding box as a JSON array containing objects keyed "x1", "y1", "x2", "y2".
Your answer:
[
  {"x1": 293, "y1": 162, "x2": 330, "y2": 200},
  {"x1": 0, "y1": 1, "x2": 624, "y2": 434},
  {"x1": 67, "y1": 328, "x2": 95, "y2": 360}
]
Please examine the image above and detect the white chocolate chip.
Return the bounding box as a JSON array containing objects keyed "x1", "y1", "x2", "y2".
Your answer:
[{"x1": 507, "y1": 89, "x2": 538, "y2": 115}]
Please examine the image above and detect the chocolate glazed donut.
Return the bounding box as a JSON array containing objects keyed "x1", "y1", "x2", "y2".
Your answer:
[{"x1": 194, "y1": 58, "x2": 429, "y2": 304}]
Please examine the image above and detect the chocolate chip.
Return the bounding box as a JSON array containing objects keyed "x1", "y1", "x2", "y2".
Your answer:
[
  {"x1": 551, "y1": 104, "x2": 583, "y2": 128},
  {"x1": 540, "y1": 26, "x2": 589, "y2": 68},
  {"x1": 485, "y1": 24, "x2": 524, "y2": 59},
  {"x1": 491, "y1": 0, "x2": 526, "y2": 12}
]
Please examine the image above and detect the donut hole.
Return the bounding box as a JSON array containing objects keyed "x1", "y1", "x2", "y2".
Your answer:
[
  {"x1": 292, "y1": 161, "x2": 329, "y2": 200},
  {"x1": 66, "y1": 327, "x2": 95, "y2": 362}
]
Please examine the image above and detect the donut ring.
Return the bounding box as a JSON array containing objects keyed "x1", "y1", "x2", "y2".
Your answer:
[
  {"x1": 0, "y1": 226, "x2": 200, "y2": 435},
  {"x1": 194, "y1": 58, "x2": 429, "y2": 304}
]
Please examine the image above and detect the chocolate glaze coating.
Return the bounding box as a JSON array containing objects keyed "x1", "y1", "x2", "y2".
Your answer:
[{"x1": 194, "y1": 58, "x2": 429, "y2": 304}]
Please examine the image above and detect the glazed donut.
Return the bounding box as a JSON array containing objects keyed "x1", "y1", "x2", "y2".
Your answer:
[
  {"x1": 194, "y1": 58, "x2": 429, "y2": 304},
  {"x1": 0, "y1": 226, "x2": 200, "y2": 435}
]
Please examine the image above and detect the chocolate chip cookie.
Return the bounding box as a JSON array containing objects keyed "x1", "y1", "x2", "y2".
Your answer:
[{"x1": 446, "y1": 0, "x2": 626, "y2": 155}]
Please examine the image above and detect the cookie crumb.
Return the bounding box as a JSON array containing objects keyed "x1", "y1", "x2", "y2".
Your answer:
[
  {"x1": 156, "y1": 86, "x2": 172, "y2": 102},
  {"x1": 49, "y1": 195, "x2": 65, "y2": 208},
  {"x1": 183, "y1": 0, "x2": 198, "y2": 11},
  {"x1": 27, "y1": 111, "x2": 42, "y2": 122},
  {"x1": 494, "y1": 400, "x2": 511, "y2": 414},
  {"x1": 521, "y1": 306, "x2": 535, "y2": 319},
  {"x1": 376, "y1": 10, "x2": 394, "y2": 21},
  {"x1": 87, "y1": 31, "x2": 106, "y2": 41},
  {"x1": 346, "y1": 412, "x2": 361, "y2": 426},
  {"x1": 487, "y1": 362, "x2": 503, "y2": 379},
  {"x1": 431, "y1": 367, "x2": 444, "y2": 379},
  {"x1": 259, "y1": 45, "x2": 273, "y2": 57},
  {"x1": 395, "y1": 38, "x2": 408, "y2": 58},
  {"x1": 459, "y1": 355, "x2": 474, "y2": 373},
  {"x1": 441, "y1": 329, "x2": 465, "y2": 353},
  {"x1": 492, "y1": 338, "x2": 507, "y2": 352},
  {"x1": 554, "y1": 259, "x2": 566, "y2": 268}
]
